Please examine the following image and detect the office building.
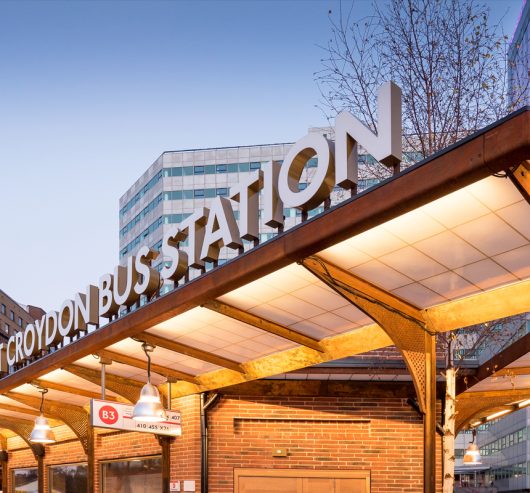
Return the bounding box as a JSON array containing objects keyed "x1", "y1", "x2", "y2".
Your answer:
[
  {"x1": 0, "y1": 289, "x2": 44, "y2": 343},
  {"x1": 118, "y1": 134, "x2": 383, "y2": 280},
  {"x1": 508, "y1": 1, "x2": 530, "y2": 107},
  {"x1": 454, "y1": 315, "x2": 530, "y2": 493}
]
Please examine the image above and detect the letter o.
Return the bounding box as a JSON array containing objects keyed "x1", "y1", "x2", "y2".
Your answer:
[
  {"x1": 23, "y1": 324, "x2": 36, "y2": 359},
  {"x1": 58, "y1": 299, "x2": 75, "y2": 337},
  {"x1": 278, "y1": 133, "x2": 335, "y2": 211}
]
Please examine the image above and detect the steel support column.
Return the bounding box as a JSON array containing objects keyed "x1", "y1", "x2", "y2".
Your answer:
[
  {"x1": 424, "y1": 333, "x2": 436, "y2": 493},
  {"x1": 0, "y1": 434, "x2": 7, "y2": 493},
  {"x1": 1, "y1": 456, "x2": 6, "y2": 493},
  {"x1": 158, "y1": 435, "x2": 173, "y2": 493},
  {"x1": 37, "y1": 448, "x2": 44, "y2": 493},
  {"x1": 87, "y1": 423, "x2": 95, "y2": 493}
]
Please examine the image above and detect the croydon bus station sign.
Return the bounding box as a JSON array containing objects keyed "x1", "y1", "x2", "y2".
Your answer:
[{"x1": 0, "y1": 83, "x2": 402, "y2": 371}]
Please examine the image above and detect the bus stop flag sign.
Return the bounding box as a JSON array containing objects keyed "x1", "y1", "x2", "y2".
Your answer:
[{"x1": 90, "y1": 399, "x2": 182, "y2": 436}]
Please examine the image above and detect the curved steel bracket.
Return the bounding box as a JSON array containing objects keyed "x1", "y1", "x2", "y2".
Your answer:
[
  {"x1": 0, "y1": 415, "x2": 45, "y2": 459},
  {"x1": 456, "y1": 388, "x2": 530, "y2": 433},
  {"x1": 6, "y1": 392, "x2": 90, "y2": 454},
  {"x1": 302, "y1": 256, "x2": 435, "y2": 412}
]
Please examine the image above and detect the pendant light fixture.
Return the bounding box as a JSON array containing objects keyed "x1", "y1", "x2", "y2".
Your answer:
[
  {"x1": 132, "y1": 342, "x2": 167, "y2": 423},
  {"x1": 463, "y1": 428, "x2": 481, "y2": 465},
  {"x1": 29, "y1": 387, "x2": 56, "y2": 444}
]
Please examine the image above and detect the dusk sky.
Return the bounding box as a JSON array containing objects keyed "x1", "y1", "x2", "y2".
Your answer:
[{"x1": 0, "y1": 0, "x2": 523, "y2": 311}]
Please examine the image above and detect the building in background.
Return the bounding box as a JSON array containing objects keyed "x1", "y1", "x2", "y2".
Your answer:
[
  {"x1": 508, "y1": 0, "x2": 530, "y2": 107},
  {"x1": 454, "y1": 315, "x2": 530, "y2": 493},
  {"x1": 118, "y1": 132, "x2": 383, "y2": 287},
  {"x1": 0, "y1": 289, "x2": 45, "y2": 343}
]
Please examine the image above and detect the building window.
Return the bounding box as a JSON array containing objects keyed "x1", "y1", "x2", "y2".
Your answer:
[
  {"x1": 17, "y1": 317, "x2": 23, "y2": 327},
  {"x1": 101, "y1": 456, "x2": 162, "y2": 493},
  {"x1": 4, "y1": 323, "x2": 8, "y2": 333},
  {"x1": 216, "y1": 188, "x2": 228, "y2": 196},
  {"x1": 9, "y1": 310, "x2": 14, "y2": 321},
  {"x1": 1, "y1": 304, "x2": 5, "y2": 315},
  {"x1": 193, "y1": 166, "x2": 204, "y2": 175},
  {"x1": 48, "y1": 463, "x2": 88, "y2": 493},
  {"x1": 216, "y1": 164, "x2": 227, "y2": 173},
  {"x1": 13, "y1": 468, "x2": 38, "y2": 493},
  {"x1": 194, "y1": 189, "x2": 205, "y2": 198}
]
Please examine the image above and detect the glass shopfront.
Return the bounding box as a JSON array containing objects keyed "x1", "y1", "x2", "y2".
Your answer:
[
  {"x1": 12, "y1": 467, "x2": 38, "y2": 493},
  {"x1": 48, "y1": 463, "x2": 87, "y2": 493},
  {"x1": 101, "y1": 456, "x2": 162, "y2": 493}
]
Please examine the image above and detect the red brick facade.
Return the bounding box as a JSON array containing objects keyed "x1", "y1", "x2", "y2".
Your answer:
[
  {"x1": 207, "y1": 395, "x2": 438, "y2": 492},
  {"x1": 3, "y1": 389, "x2": 441, "y2": 492}
]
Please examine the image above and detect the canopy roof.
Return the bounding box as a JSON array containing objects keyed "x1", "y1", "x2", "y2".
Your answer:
[{"x1": 1, "y1": 108, "x2": 529, "y2": 445}]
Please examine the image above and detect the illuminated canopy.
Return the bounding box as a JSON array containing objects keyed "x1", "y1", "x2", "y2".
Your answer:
[{"x1": 0, "y1": 108, "x2": 528, "y2": 473}]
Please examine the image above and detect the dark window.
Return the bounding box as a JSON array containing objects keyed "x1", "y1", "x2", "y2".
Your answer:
[
  {"x1": 49, "y1": 463, "x2": 88, "y2": 493},
  {"x1": 13, "y1": 468, "x2": 38, "y2": 493},
  {"x1": 101, "y1": 456, "x2": 161, "y2": 493},
  {"x1": 194, "y1": 189, "x2": 205, "y2": 198},
  {"x1": 1, "y1": 304, "x2": 5, "y2": 314},
  {"x1": 9, "y1": 310, "x2": 14, "y2": 321}
]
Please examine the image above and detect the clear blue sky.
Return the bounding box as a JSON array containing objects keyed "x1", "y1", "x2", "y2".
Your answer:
[{"x1": 0, "y1": 0, "x2": 523, "y2": 311}]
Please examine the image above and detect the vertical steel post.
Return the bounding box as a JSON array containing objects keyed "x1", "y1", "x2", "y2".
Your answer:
[
  {"x1": 159, "y1": 436, "x2": 171, "y2": 493},
  {"x1": 101, "y1": 362, "x2": 106, "y2": 400},
  {"x1": 424, "y1": 333, "x2": 437, "y2": 493},
  {"x1": 87, "y1": 424, "x2": 95, "y2": 493},
  {"x1": 37, "y1": 451, "x2": 44, "y2": 493},
  {"x1": 1, "y1": 453, "x2": 8, "y2": 493}
]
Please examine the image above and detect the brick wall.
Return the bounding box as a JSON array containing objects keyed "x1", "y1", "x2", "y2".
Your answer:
[
  {"x1": 3, "y1": 392, "x2": 442, "y2": 492},
  {"x1": 207, "y1": 394, "x2": 441, "y2": 493},
  {"x1": 170, "y1": 394, "x2": 201, "y2": 489}
]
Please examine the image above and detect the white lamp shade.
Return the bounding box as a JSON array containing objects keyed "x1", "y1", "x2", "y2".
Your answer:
[
  {"x1": 463, "y1": 443, "x2": 481, "y2": 465},
  {"x1": 132, "y1": 383, "x2": 167, "y2": 422},
  {"x1": 30, "y1": 415, "x2": 56, "y2": 444}
]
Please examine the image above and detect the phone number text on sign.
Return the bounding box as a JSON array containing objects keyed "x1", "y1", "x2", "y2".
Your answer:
[{"x1": 90, "y1": 399, "x2": 182, "y2": 437}]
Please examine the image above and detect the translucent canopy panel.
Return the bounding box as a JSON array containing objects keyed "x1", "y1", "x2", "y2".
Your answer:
[{"x1": 319, "y1": 176, "x2": 530, "y2": 308}]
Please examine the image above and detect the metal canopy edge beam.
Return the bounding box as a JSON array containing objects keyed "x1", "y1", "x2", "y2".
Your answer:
[
  {"x1": 456, "y1": 330, "x2": 530, "y2": 394},
  {"x1": 0, "y1": 109, "x2": 528, "y2": 394},
  {"x1": 424, "y1": 279, "x2": 530, "y2": 332},
  {"x1": 168, "y1": 324, "x2": 394, "y2": 397}
]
